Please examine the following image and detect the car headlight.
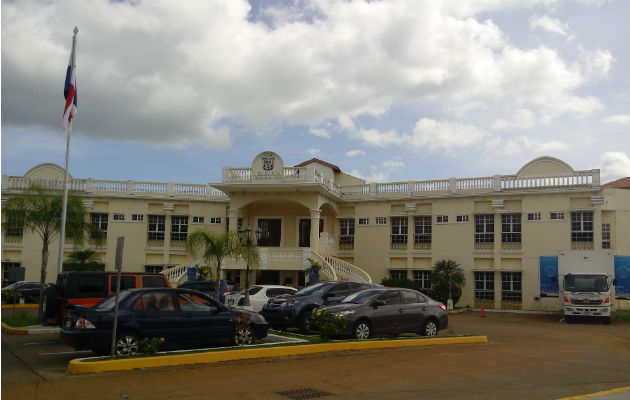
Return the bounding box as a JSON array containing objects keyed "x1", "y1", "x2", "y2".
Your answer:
[{"x1": 333, "y1": 310, "x2": 355, "y2": 317}]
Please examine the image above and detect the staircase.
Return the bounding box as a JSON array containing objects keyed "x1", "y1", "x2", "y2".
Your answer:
[{"x1": 309, "y1": 251, "x2": 372, "y2": 283}]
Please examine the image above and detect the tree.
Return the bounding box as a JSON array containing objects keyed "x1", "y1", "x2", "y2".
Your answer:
[
  {"x1": 67, "y1": 249, "x2": 98, "y2": 265},
  {"x1": 2, "y1": 185, "x2": 93, "y2": 321},
  {"x1": 429, "y1": 259, "x2": 465, "y2": 307},
  {"x1": 381, "y1": 277, "x2": 420, "y2": 291},
  {"x1": 185, "y1": 230, "x2": 259, "y2": 300}
]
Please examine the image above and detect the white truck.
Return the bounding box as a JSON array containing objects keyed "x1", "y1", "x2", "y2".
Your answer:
[{"x1": 557, "y1": 250, "x2": 617, "y2": 323}]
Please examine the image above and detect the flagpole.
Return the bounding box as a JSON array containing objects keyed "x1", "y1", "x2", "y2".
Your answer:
[{"x1": 58, "y1": 27, "x2": 78, "y2": 275}]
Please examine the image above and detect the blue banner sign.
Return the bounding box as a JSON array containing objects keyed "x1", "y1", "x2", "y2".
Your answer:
[
  {"x1": 614, "y1": 256, "x2": 630, "y2": 296},
  {"x1": 540, "y1": 256, "x2": 559, "y2": 294},
  {"x1": 187, "y1": 267, "x2": 197, "y2": 281}
]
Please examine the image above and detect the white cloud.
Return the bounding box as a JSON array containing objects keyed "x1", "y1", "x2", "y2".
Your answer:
[
  {"x1": 491, "y1": 109, "x2": 535, "y2": 131},
  {"x1": 411, "y1": 119, "x2": 489, "y2": 151},
  {"x1": 306, "y1": 148, "x2": 320, "y2": 156},
  {"x1": 600, "y1": 152, "x2": 630, "y2": 182},
  {"x1": 383, "y1": 160, "x2": 405, "y2": 168},
  {"x1": 602, "y1": 115, "x2": 630, "y2": 125},
  {"x1": 489, "y1": 136, "x2": 568, "y2": 155},
  {"x1": 0, "y1": 0, "x2": 614, "y2": 150},
  {"x1": 348, "y1": 168, "x2": 389, "y2": 183},
  {"x1": 345, "y1": 150, "x2": 366, "y2": 157},
  {"x1": 529, "y1": 15, "x2": 569, "y2": 36},
  {"x1": 309, "y1": 128, "x2": 331, "y2": 138}
]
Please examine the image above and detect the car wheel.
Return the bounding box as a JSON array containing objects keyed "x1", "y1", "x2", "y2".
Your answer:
[
  {"x1": 354, "y1": 320, "x2": 371, "y2": 340},
  {"x1": 233, "y1": 325, "x2": 254, "y2": 346},
  {"x1": 116, "y1": 333, "x2": 140, "y2": 356},
  {"x1": 421, "y1": 319, "x2": 438, "y2": 337},
  {"x1": 298, "y1": 311, "x2": 313, "y2": 334}
]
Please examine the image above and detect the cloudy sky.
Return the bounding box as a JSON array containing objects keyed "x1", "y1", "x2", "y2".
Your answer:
[{"x1": 2, "y1": 0, "x2": 629, "y2": 185}]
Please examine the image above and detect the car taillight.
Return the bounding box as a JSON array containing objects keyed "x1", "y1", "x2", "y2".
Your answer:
[
  {"x1": 438, "y1": 304, "x2": 446, "y2": 311},
  {"x1": 75, "y1": 318, "x2": 96, "y2": 329},
  {"x1": 237, "y1": 297, "x2": 244, "y2": 306},
  {"x1": 225, "y1": 288, "x2": 230, "y2": 294}
]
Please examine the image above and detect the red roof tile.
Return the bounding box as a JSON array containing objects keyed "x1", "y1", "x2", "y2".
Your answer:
[
  {"x1": 602, "y1": 177, "x2": 630, "y2": 189},
  {"x1": 294, "y1": 158, "x2": 341, "y2": 173}
]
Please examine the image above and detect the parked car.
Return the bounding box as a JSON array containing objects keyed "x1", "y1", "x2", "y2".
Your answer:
[
  {"x1": 314, "y1": 288, "x2": 448, "y2": 339},
  {"x1": 177, "y1": 280, "x2": 230, "y2": 304},
  {"x1": 226, "y1": 285, "x2": 297, "y2": 312},
  {"x1": 60, "y1": 287, "x2": 269, "y2": 355},
  {"x1": 43, "y1": 272, "x2": 171, "y2": 324},
  {"x1": 261, "y1": 281, "x2": 380, "y2": 333},
  {"x1": 1, "y1": 281, "x2": 50, "y2": 304}
]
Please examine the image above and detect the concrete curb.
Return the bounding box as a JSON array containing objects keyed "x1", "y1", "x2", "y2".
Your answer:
[
  {"x1": 1, "y1": 322, "x2": 60, "y2": 335},
  {"x1": 67, "y1": 335, "x2": 487, "y2": 374},
  {"x1": 555, "y1": 386, "x2": 630, "y2": 400}
]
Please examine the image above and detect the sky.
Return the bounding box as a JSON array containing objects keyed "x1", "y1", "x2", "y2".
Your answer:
[{"x1": 1, "y1": 0, "x2": 629, "y2": 185}]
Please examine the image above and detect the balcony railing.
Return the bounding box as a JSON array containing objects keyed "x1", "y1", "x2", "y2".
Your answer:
[
  {"x1": 413, "y1": 241, "x2": 431, "y2": 251},
  {"x1": 571, "y1": 241, "x2": 594, "y2": 250},
  {"x1": 501, "y1": 242, "x2": 522, "y2": 251},
  {"x1": 390, "y1": 237, "x2": 408, "y2": 251},
  {"x1": 474, "y1": 242, "x2": 494, "y2": 251}
]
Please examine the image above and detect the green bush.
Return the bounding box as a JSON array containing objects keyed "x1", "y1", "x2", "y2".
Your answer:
[
  {"x1": 139, "y1": 337, "x2": 164, "y2": 356},
  {"x1": 310, "y1": 310, "x2": 347, "y2": 342},
  {"x1": 62, "y1": 262, "x2": 105, "y2": 272},
  {"x1": 428, "y1": 281, "x2": 463, "y2": 305}
]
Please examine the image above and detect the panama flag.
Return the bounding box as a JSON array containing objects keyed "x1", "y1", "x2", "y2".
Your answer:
[{"x1": 63, "y1": 27, "x2": 78, "y2": 137}]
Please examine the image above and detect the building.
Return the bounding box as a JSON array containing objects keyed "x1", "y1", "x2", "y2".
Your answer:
[{"x1": 2, "y1": 151, "x2": 629, "y2": 311}]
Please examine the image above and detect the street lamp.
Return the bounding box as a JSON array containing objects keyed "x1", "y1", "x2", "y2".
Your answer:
[{"x1": 238, "y1": 226, "x2": 262, "y2": 306}]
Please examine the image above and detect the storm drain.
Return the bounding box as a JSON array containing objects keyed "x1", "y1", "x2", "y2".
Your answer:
[{"x1": 275, "y1": 387, "x2": 332, "y2": 400}]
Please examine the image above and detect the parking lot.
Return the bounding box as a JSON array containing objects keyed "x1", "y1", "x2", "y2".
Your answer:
[{"x1": 2, "y1": 311, "x2": 629, "y2": 400}]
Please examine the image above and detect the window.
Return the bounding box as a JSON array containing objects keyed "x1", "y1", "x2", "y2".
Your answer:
[
  {"x1": 147, "y1": 215, "x2": 166, "y2": 240},
  {"x1": 436, "y1": 215, "x2": 448, "y2": 223},
  {"x1": 550, "y1": 212, "x2": 564, "y2": 220},
  {"x1": 113, "y1": 213, "x2": 124, "y2": 221},
  {"x1": 414, "y1": 216, "x2": 431, "y2": 250},
  {"x1": 389, "y1": 269, "x2": 407, "y2": 280},
  {"x1": 358, "y1": 218, "x2": 369, "y2": 225},
  {"x1": 192, "y1": 216, "x2": 204, "y2": 224},
  {"x1": 412, "y1": 270, "x2": 431, "y2": 293},
  {"x1": 209, "y1": 217, "x2": 222, "y2": 224},
  {"x1": 142, "y1": 276, "x2": 168, "y2": 287},
  {"x1": 145, "y1": 265, "x2": 163, "y2": 273},
  {"x1": 402, "y1": 290, "x2": 423, "y2": 304},
  {"x1": 376, "y1": 290, "x2": 402, "y2": 305},
  {"x1": 390, "y1": 217, "x2": 408, "y2": 247},
  {"x1": 132, "y1": 214, "x2": 144, "y2": 222},
  {"x1": 527, "y1": 212, "x2": 541, "y2": 221},
  {"x1": 171, "y1": 215, "x2": 189, "y2": 241},
  {"x1": 375, "y1": 217, "x2": 387, "y2": 225},
  {"x1": 501, "y1": 214, "x2": 521, "y2": 243},
  {"x1": 91, "y1": 213, "x2": 108, "y2": 239},
  {"x1": 456, "y1": 215, "x2": 469, "y2": 223},
  {"x1": 602, "y1": 223, "x2": 611, "y2": 249},
  {"x1": 5, "y1": 215, "x2": 24, "y2": 237},
  {"x1": 110, "y1": 276, "x2": 136, "y2": 292},
  {"x1": 501, "y1": 272, "x2": 522, "y2": 303},
  {"x1": 571, "y1": 211, "x2": 593, "y2": 242},
  {"x1": 339, "y1": 218, "x2": 355, "y2": 249},
  {"x1": 475, "y1": 214, "x2": 494, "y2": 243},
  {"x1": 475, "y1": 271, "x2": 494, "y2": 300}
]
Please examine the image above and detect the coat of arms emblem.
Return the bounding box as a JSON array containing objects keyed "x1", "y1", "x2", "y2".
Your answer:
[{"x1": 262, "y1": 154, "x2": 275, "y2": 171}]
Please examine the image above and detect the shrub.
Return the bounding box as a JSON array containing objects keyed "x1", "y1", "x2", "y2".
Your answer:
[
  {"x1": 139, "y1": 337, "x2": 164, "y2": 356},
  {"x1": 381, "y1": 277, "x2": 420, "y2": 291},
  {"x1": 310, "y1": 310, "x2": 347, "y2": 342}
]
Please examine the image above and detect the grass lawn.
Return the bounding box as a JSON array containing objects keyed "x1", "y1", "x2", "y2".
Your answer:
[
  {"x1": 2, "y1": 316, "x2": 39, "y2": 327},
  {"x1": 616, "y1": 309, "x2": 630, "y2": 322}
]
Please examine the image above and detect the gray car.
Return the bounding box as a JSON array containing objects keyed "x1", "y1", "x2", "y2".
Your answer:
[{"x1": 315, "y1": 288, "x2": 448, "y2": 339}]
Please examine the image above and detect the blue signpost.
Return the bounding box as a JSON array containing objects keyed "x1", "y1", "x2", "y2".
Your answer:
[{"x1": 187, "y1": 267, "x2": 197, "y2": 281}]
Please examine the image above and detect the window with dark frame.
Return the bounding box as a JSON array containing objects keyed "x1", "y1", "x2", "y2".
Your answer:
[
  {"x1": 474, "y1": 271, "x2": 494, "y2": 300},
  {"x1": 501, "y1": 213, "x2": 521, "y2": 243},
  {"x1": 192, "y1": 216, "x2": 204, "y2": 224},
  {"x1": 456, "y1": 215, "x2": 469, "y2": 223},
  {"x1": 412, "y1": 270, "x2": 431, "y2": 293},
  {"x1": 501, "y1": 272, "x2": 522, "y2": 303},
  {"x1": 389, "y1": 269, "x2": 407, "y2": 280},
  {"x1": 436, "y1": 215, "x2": 448, "y2": 223},
  {"x1": 113, "y1": 213, "x2": 125, "y2": 221},
  {"x1": 550, "y1": 212, "x2": 564, "y2": 220},
  {"x1": 475, "y1": 214, "x2": 494, "y2": 243},
  {"x1": 171, "y1": 215, "x2": 189, "y2": 241},
  {"x1": 375, "y1": 217, "x2": 387, "y2": 225},
  {"x1": 5, "y1": 215, "x2": 24, "y2": 237},
  {"x1": 414, "y1": 216, "x2": 432, "y2": 244},
  {"x1": 527, "y1": 212, "x2": 541, "y2": 221},
  {"x1": 358, "y1": 218, "x2": 369, "y2": 225},
  {"x1": 390, "y1": 217, "x2": 408, "y2": 244},
  {"x1": 147, "y1": 215, "x2": 166, "y2": 240},
  {"x1": 571, "y1": 211, "x2": 593, "y2": 242},
  {"x1": 91, "y1": 213, "x2": 108, "y2": 239},
  {"x1": 602, "y1": 223, "x2": 611, "y2": 249},
  {"x1": 132, "y1": 214, "x2": 144, "y2": 222}
]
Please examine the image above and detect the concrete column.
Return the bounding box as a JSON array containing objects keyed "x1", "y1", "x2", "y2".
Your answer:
[
  {"x1": 228, "y1": 209, "x2": 239, "y2": 232},
  {"x1": 310, "y1": 210, "x2": 321, "y2": 252},
  {"x1": 593, "y1": 206, "x2": 602, "y2": 249}
]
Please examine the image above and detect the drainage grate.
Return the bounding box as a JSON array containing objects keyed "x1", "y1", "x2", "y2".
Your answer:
[{"x1": 276, "y1": 387, "x2": 332, "y2": 400}]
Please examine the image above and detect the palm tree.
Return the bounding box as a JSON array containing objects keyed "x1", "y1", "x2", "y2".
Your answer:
[
  {"x1": 185, "y1": 230, "x2": 259, "y2": 300},
  {"x1": 429, "y1": 259, "x2": 466, "y2": 307},
  {"x1": 2, "y1": 185, "x2": 92, "y2": 320},
  {"x1": 67, "y1": 249, "x2": 99, "y2": 265}
]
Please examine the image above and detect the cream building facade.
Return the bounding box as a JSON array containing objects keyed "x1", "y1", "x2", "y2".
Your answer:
[{"x1": 2, "y1": 151, "x2": 629, "y2": 311}]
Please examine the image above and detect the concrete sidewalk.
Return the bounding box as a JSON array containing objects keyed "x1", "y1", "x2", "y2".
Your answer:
[{"x1": 1, "y1": 322, "x2": 59, "y2": 335}]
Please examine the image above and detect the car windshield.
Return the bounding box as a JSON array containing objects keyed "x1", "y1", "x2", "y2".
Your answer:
[
  {"x1": 295, "y1": 282, "x2": 331, "y2": 296},
  {"x1": 564, "y1": 274, "x2": 609, "y2": 292},
  {"x1": 93, "y1": 291, "x2": 132, "y2": 310},
  {"x1": 341, "y1": 289, "x2": 382, "y2": 304}
]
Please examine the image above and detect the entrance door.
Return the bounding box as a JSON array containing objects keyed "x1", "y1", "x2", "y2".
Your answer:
[
  {"x1": 298, "y1": 219, "x2": 325, "y2": 247},
  {"x1": 258, "y1": 219, "x2": 281, "y2": 246}
]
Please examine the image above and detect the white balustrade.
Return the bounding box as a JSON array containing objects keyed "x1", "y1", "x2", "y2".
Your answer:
[
  {"x1": 174, "y1": 184, "x2": 206, "y2": 195},
  {"x1": 414, "y1": 180, "x2": 449, "y2": 192},
  {"x1": 229, "y1": 168, "x2": 252, "y2": 181},
  {"x1": 376, "y1": 182, "x2": 408, "y2": 194},
  {"x1": 456, "y1": 177, "x2": 493, "y2": 190}
]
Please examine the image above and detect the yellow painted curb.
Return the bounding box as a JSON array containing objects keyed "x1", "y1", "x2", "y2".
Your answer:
[
  {"x1": 555, "y1": 386, "x2": 629, "y2": 400},
  {"x1": 67, "y1": 335, "x2": 487, "y2": 374},
  {"x1": 1, "y1": 304, "x2": 38, "y2": 309},
  {"x1": 1, "y1": 322, "x2": 28, "y2": 335}
]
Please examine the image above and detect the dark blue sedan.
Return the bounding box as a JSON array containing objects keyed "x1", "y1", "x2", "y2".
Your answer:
[{"x1": 60, "y1": 288, "x2": 268, "y2": 356}]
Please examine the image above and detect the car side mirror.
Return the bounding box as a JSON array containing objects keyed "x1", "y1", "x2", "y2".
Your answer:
[
  {"x1": 613, "y1": 278, "x2": 618, "y2": 286},
  {"x1": 372, "y1": 299, "x2": 386, "y2": 308}
]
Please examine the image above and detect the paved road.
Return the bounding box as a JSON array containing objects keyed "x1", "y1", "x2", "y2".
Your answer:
[{"x1": 2, "y1": 311, "x2": 628, "y2": 400}]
